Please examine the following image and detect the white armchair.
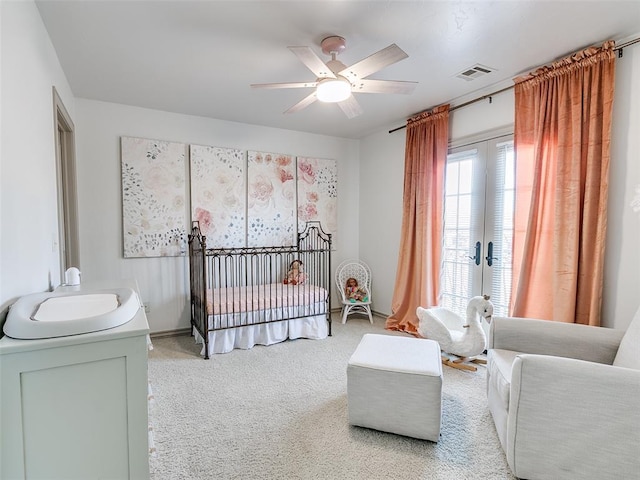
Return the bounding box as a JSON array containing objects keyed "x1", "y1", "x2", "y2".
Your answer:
[{"x1": 486, "y1": 308, "x2": 640, "y2": 480}]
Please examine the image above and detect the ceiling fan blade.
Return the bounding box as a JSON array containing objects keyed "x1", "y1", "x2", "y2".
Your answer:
[
  {"x1": 353, "y1": 79, "x2": 418, "y2": 95},
  {"x1": 284, "y1": 91, "x2": 318, "y2": 114},
  {"x1": 251, "y1": 81, "x2": 317, "y2": 89},
  {"x1": 337, "y1": 95, "x2": 363, "y2": 119},
  {"x1": 288, "y1": 46, "x2": 336, "y2": 79},
  {"x1": 339, "y1": 44, "x2": 408, "y2": 82}
]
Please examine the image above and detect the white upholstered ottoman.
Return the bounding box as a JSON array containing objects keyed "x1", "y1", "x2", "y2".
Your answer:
[{"x1": 347, "y1": 333, "x2": 443, "y2": 441}]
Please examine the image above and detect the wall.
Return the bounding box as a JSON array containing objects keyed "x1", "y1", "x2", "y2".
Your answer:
[
  {"x1": 0, "y1": 1, "x2": 75, "y2": 316},
  {"x1": 602, "y1": 40, "x2": 640, "y2": 329},
  {"x1": 75, "y1": 99, "x2": 360, "y2": 333},
  {"x1": 358, "y1": 124, "x2": 406, "y2": 316},
  {"x1": 360, "y1": 44, "x2": 640, "y2": 331}
]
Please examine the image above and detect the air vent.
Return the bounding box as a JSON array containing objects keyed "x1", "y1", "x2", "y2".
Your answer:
[{"x1": 455, "y1": 64, "x2": 496, "y2": 81}]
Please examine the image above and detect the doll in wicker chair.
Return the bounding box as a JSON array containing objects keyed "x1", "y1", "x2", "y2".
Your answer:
[{"x1": 345, "y1": 277, "x2": 368, "y2": 303}]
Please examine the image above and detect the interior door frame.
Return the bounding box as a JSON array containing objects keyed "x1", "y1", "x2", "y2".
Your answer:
[{"x1": 53, "y1": 87, "x2": 80, "y2": 280}]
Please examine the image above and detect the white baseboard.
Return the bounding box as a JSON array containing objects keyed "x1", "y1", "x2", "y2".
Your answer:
[{"x1": 150, "y1": 327, "x2": 191, "y2": 339}]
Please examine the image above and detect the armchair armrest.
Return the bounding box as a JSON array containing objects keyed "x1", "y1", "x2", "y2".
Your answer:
[
  {"x1": 488, "y1": 316, "x2": 624, "y2": 364},
  {"x1": 506, "y1": 354, "x2": 640, "y2": 479}
]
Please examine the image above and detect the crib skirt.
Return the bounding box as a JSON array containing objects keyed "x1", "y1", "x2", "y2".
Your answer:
[{"x1": 193, "y1": 311, "x2": 328, "y2": 356}]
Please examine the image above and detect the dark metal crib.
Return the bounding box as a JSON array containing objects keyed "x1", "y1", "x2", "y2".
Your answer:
[{"x1": 188, "y1": 221, "x2": 332, "y2": 359}]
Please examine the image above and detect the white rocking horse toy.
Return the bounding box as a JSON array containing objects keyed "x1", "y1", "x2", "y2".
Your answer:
[{"x1": 416, "y1": 295, "x2": 494, "y2": 371}]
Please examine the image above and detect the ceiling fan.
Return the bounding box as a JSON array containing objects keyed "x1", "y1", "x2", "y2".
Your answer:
[{"x1": 251, "y1": 36, "x2": 418, "y2": 119}]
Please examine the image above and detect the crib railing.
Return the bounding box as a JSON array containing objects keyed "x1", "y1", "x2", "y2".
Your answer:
[{"x1": 188, "y1": 221, "x2": 331, "y2": 359}]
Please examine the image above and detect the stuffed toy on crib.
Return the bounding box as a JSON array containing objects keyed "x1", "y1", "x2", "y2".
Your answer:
[
  {"x1": 283, "y1": 260, "x2": 307, "y2": 285},
  {"x1": 345, "y1": 277, "x2": 368, "y2": 303}
]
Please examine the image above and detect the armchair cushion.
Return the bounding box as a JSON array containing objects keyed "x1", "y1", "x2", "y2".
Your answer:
[
  {"x1": 486, "y1": 349, "x2": 518, "y2": 412},
  {"x1": 613, "y1": 307, "x2": 640, "y2": 369},
  {"x1": 488, "y1": 316, "x2": 624, "y2": 364}
]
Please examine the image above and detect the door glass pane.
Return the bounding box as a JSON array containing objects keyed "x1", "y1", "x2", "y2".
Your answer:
[
  {"x1": 440, "y1": 152, "x2": 477, "y2": 315},
  {"x1": 445, "y1": 161, "x2": 460, "y2": 195},
  {"x1": 458, "y1": 159, "x2": 473, "y2": 195},
  {"x1": 487, "y1": 141, "x2": 515, "y2": 317}
]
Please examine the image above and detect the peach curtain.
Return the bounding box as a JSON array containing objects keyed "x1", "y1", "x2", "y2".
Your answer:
[
  {"x1": 386, "y1": 105, "x2": 449, "y2": 334},
  {"x1": 511, "y1": 41, "x2": 615, "y2": 326}
]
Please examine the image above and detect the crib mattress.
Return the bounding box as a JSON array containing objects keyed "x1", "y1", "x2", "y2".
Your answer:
[
  {"x1": 206, "y1": 283, "x2": 327, "y2": 314},
  {"x1": 196, "y1": 284, "x2": 328, "y2": 356}
]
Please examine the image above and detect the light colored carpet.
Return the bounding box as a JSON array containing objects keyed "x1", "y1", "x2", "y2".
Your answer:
[{"x1": 148, "y1": 314, "x2": 516, "y2": 480}]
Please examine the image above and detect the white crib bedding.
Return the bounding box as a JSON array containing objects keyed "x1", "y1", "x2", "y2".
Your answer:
[{"x1": 195, "y1": 283, "x2": 328, "y2": 356}]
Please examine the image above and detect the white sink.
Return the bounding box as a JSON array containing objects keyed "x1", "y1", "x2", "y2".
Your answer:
[{"x1": 3, "y1": 288, "x2": 140, "y2": 339}]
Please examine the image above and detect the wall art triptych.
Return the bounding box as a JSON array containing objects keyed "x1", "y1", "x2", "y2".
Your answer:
[{"x1": 121, "y1": 136, "x2": 337, "y2": 257}]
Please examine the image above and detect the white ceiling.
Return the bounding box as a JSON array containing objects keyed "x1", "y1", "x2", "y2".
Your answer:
[{"x1": 36, "y1": 1, "x2": 640, "y2": 139}]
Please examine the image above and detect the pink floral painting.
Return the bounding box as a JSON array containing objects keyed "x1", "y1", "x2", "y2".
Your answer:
[
  {"x1": 247, "y1": 150, "x2": 296, "y2": 247},
  {"x1": 296, "y1": 157, "x2": 337, "y2": 239},
  {"x1": 121, "y1": 136, "x2": 187, "y2": 257},
  {"x1": 190, "y1": 145, "x2": 245, "y2": 247}
]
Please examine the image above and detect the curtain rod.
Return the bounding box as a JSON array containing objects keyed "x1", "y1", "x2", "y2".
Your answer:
[{"x1": 388, "y1": 36, "x2": 640, "y2": 134}]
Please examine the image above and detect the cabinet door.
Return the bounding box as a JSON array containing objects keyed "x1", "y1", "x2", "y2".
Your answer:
[
  {"x1": 1, "y1": 333, "x2": 149, "y2": 480},
  {"x1": 21, "y1": 357, "x2": 129, "y2": 479}
]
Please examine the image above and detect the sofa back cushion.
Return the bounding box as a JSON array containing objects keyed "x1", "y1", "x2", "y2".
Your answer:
[{"x1": 613, "y1": 306, "x2": 640, "y2": 370}]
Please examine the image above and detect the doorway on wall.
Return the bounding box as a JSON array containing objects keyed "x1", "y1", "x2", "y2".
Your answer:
[
  {"x1": 53, "y1": 87, "x2": 80, "y2": 282},
  {"x1": 439, "y1": 134, "x2": 515, "y2": 323}
]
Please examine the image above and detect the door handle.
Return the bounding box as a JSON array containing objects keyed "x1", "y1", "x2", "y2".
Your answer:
[
  {"x1": 468, "y1": 241, "x2": 481, "y2": 266},
  {"x1": 486, "y1": 241, "x2": 498, "y2": 266}
]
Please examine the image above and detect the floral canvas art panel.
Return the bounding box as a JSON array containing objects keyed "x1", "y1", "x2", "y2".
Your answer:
[
  {"x1": 190, "y1": 145, "x2": 245, "y2": 248},
  {"x1": 121, "y1": 136, "x2": 187, "y2": 257},
  {"x1": 247, "y1": 150, "x2": 297, "y2": 247},
  {"x1": 296, "y1": 157, "x2": 337, "y2": 240}
]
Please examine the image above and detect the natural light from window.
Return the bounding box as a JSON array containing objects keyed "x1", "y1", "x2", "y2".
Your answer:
[{"x1": 440, "y1": 138, "x2": 514, "y2": 319}]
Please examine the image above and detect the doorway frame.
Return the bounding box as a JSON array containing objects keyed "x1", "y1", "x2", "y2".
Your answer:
[
  {"x1": 440, "y1": 129, "x2": 515, "y2": 319},
  {"x1": 53, "y1": 87, "x2": 80, "y2": 281}
]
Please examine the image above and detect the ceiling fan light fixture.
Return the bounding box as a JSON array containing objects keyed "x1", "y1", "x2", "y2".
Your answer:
[
  {"x1": 251, "y1": 37, "x2": 416, "y2": 117},
  {"x1": 316, "y1": 78, "x2": 351, "y2": 103}
]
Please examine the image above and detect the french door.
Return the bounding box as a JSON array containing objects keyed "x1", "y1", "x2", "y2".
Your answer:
[{"x1": 440, "y1": 135, "x2": 515, "y2": 321}]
